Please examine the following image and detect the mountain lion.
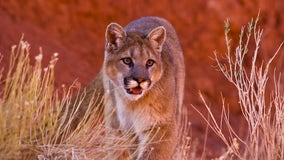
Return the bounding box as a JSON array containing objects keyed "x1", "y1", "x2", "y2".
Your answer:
[{"x1": 62, "y1": 16, "x2": 185, "y2": 160}]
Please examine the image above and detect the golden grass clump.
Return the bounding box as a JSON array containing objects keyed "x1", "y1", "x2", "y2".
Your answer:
[
  {"x1": 0, "y1": 38, "x2": 108, "y2": 159},
  {"x1": 0, "y1": 39, "x2": 62, "y2": 159}
]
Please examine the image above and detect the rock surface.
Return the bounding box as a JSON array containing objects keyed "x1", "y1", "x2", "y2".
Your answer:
[{"x1": 0, "y1": 0, "x2": 283, "y2": 157}]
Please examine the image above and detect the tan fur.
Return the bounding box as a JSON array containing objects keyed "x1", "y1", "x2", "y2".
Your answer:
[{"x1": 61, "y1": 17, "x2": 185, "y2": 159}]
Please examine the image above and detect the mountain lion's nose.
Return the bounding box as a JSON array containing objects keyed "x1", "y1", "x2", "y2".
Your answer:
[{"x1": 134, "y1": 77, "x2": 144, "y2": 83}]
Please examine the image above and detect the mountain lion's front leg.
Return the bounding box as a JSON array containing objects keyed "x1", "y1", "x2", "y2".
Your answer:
[
  {"x1": 104, "y1": 105, "x2": 130, "y2": 160},
  {"x1": 105, "y1": 121, "x2": 131, "y2": 160},
  {"x1": 105, "y1": 129, "x2": 131, "y2": 160},
  {"x1": 137, "y1": 124, "x2": 177, "y2": 160}
]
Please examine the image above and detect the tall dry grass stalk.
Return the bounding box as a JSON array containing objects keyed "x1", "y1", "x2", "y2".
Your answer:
[
  {"x1": 194, "y1": 17, "x2": 284, "y2": 159},
  {"x1": 0, "y1": 38, "x2": 192, "y2": 159}
]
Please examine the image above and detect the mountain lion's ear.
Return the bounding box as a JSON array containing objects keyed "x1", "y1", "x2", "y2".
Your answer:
[
  {"x1": 147, "y1": 26, "x2": 166, "y2": 53},
  {"x1": 105, "y1": 23, "x2": 126, "y2": 52}
]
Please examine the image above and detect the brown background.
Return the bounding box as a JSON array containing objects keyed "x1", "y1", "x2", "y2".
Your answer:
[{"x1": 0, "y1": 0, "x2": 283, "y2": 157}]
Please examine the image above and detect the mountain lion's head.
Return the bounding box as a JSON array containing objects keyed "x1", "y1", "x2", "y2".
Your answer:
[{"x1": 104, "y1": 23, "x2": 166, "y2": 101}]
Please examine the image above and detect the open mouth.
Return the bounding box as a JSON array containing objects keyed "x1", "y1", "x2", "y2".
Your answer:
[{"x1": 126, "y1": 86, "x2": 143, "y2": 95}]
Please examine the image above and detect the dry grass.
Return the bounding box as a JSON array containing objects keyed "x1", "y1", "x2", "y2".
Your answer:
[
  {"x1": 0, "y1": 38, "x2": 62, "y2": 159},
  {"x1": 194, "y1": 17, "x2": 284, "y2": 159},
  {"x1": 0, "y1": 37, "x2": 192, "y2": 159}
]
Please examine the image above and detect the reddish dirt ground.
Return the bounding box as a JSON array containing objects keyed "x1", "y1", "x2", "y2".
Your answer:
[{"x1": 0, "y1": 0, "x2": 283, "y2": 158}]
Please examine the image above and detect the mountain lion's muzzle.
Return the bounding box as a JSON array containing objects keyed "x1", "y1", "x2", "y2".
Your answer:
[
  {"x1": 123, "y1": 65, "x2": 152, "y2": 95},
  {"x1": 124, "y1": 76, "x2": 151, "y2": 95}
]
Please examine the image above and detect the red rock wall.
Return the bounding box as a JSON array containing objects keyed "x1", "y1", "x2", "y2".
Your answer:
[{"x1": 0, "y1": 0, "x2": 283, "y2": 157}]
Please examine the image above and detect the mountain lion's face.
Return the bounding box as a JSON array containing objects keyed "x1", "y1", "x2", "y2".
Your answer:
[{"x1": 104, "y1": 23, "x2": 166, "y2": 101}]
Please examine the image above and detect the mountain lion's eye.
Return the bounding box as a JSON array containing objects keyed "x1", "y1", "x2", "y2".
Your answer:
[
  {"x1": 146, "y1": 59, "x2": 155, "y2": 67},
  {"x1": 121, "y1": 57, "x2": 133, "y2": 66}
]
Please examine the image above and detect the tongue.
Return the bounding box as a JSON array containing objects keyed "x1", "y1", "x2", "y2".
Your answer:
[{"x1": 131, "y1": 87, "x2": 142, "y2": 94}]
